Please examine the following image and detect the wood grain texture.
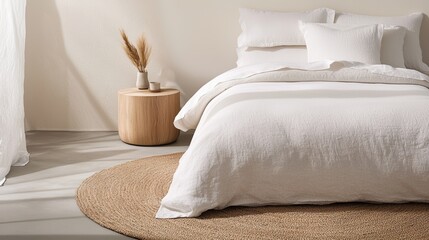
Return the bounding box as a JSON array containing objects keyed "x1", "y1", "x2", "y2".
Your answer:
[{"x1": 118, "y1": 88, "x2": 180, "y2": 146}]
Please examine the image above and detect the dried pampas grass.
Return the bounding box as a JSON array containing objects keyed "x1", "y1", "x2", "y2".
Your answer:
[{"x1": 120, "y1": 29, "x2": 151, "y2": 73}]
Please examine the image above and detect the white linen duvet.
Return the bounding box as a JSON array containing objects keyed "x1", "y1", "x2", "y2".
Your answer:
[{"x1": 157, "y1": 62, "x2": 429, "y2": 218}]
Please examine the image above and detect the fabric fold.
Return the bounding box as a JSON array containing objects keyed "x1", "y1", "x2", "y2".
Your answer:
[{"x1": 175, "y1": 62, "x2": 429, "y2": 131}]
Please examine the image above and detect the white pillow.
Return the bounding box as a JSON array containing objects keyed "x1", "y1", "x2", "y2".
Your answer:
[
  {"x1": 382, "y1": 26, "x2": 406, "y2": 68},
  {"x1": 335, "y1": 12, "x2": 429, "y2": 72},
  {"x1": 301, "y1": 23, "x2": 383, "y2": 64},
  {"x1": 236, "y1": 46, "x2": 308, "y2": 67},
  {"x1": 238, "y1": 8, "x2": 335, "y2": 47},
  {"x1": 237, "y1": 26, "x2": 406, "y2": 68}
]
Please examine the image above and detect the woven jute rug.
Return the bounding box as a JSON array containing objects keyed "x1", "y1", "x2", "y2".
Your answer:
[{"x1": 76, "y1": 152, "x2": 429, "y2": 239}]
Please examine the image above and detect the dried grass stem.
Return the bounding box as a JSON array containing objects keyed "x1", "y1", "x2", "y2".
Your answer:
[{"x1": 120, "y1": 29, "x2": 151, "y2": 72}]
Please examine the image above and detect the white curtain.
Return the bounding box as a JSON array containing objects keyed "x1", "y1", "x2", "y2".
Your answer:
[{"x1": 0, "y1": 0, "x2": 30, "y2": 186}]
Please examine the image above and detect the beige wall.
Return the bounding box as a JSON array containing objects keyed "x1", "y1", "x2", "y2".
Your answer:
[{"x1": 25, "y1": 0, "x2": 429, "y2": 131}]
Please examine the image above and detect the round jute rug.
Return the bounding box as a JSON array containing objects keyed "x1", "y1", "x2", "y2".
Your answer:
[{"x1": 76, "y1": 152, "x2": 429, "y2": 239}]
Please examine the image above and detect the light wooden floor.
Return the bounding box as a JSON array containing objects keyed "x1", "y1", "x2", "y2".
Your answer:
[{"x1": 0, "y1": 131, "x2": 192, "y2": 239}]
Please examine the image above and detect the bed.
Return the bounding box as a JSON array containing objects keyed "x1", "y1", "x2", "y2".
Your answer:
[{"x1": 156, "y1": 8, "x2": 429, "y2": 218}]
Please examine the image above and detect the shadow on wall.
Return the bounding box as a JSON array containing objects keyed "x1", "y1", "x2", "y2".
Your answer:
[
  {"x1": 25, "y1": 0, "x2": 115, "y2": 130},
  {"x1": 144, "y1": 0, "x2": 238, "y2": 101},
  {"x1": 134, "y1": 1, "x2": 188, "y2": 102},
  {"x1": 23, "y1": 1, "x2": 429, "y2": 131},
  {"x1": 421, "y1": 15, "x2": 429, "y2": 65}
]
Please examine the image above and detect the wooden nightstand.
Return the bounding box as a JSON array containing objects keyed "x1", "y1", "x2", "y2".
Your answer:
[{"x1": 118, "y1": 88, "x2": 180, "y2": 146}]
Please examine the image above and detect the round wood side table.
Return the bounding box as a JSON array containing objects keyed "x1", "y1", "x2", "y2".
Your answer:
[{"x1": 118, "y1": 88, "x2": 180, "y2": 146}]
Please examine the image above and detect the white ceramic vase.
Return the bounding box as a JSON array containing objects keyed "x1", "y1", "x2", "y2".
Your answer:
[{"x1": 136, "y1": 71, "x2": 149, "y2": 90}]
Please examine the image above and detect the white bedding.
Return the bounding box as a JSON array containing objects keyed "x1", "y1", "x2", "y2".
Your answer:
[{"x1": 157, "y1": 62, "x2": 429, "y2": 218}]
